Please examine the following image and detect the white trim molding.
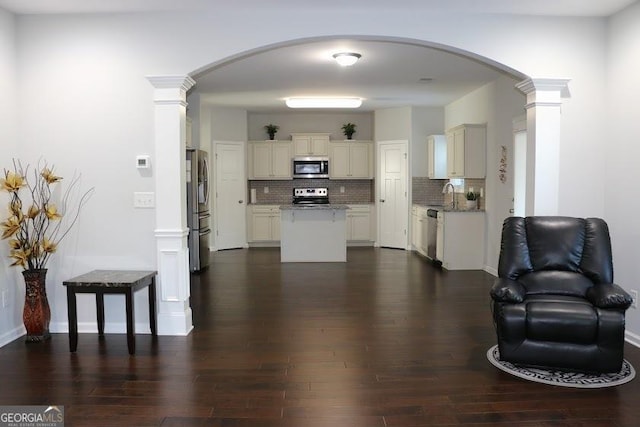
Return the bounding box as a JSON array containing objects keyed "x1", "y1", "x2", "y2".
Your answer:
[
  {"x1": 147, "y1": 75, "x2": 195, "y2": 336},
  {"x1": 515, "y1": 77, "x2": 571, "y2": 216},
  {"x1": 626, "y1": 330, "x2": 640, "y2": 348}
]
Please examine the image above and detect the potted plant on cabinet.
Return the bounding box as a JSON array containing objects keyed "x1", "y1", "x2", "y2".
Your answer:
[
  {"x1": 341, "y1": 122, "x2": 356, "y2": 140},
  {"x1": 264, "y1": 124, "x2": 279, "y2": 140},
  {"x1": 465, "y1": 190, "x2": 479, "y2": 210},
  {"x1": 1, "y1": 160, "x2": 93, "y2": 342}
]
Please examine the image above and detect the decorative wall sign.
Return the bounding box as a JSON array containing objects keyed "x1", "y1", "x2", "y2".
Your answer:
[{"x1": 499, "y1": 145, "x2": 507, "y2": 183}]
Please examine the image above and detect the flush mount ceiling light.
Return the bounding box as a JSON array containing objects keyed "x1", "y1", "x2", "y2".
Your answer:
[
  {"x1": 285, "y1": 97, "x2": 363, "y2": 109},
  {"x1": 332, "y1": 52, "x2": 362, "y2": 66}
]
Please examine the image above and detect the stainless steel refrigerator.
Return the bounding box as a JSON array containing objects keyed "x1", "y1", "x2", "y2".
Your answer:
[{"x1": 186, "y1": 149, "x2": 210, "y2": 272}]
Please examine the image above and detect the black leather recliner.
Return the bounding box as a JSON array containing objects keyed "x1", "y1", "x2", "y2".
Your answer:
[{"x1": 490, "y1": 216, "x2": 633, "y2": 373}]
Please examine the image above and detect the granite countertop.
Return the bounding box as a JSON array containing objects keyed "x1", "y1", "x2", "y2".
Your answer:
[
  {"x1": 413, "y1": 203, "x2": 485, "y2": 213},
  {"x1": 279, "y1": 204, "x2": 349, "y2": 210}
]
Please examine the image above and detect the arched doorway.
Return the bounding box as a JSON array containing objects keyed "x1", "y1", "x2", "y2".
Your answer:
[{"x1": 147, "y1": 36, "x2": 569, "y2": 336}]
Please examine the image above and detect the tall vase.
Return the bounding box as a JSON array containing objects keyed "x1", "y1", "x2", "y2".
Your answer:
[{"x1": 22, "y1": 269, "x2": 51, "y2": 343}]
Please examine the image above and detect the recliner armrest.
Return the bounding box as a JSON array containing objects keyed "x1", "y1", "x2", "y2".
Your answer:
[
  {"x1": 586, "y1": 283, "x2": 633, "y2": 309},
  {"x1": 490, "y1": 278, "x2": 526, "y2": 303}
]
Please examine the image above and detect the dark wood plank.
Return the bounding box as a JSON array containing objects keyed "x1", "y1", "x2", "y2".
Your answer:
[{"x1": 1, "y1": 247, "x2": 640, "y2": 426}]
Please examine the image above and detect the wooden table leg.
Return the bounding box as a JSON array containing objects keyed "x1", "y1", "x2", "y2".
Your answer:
[
  {"x1": 149, "y1": 277, "x2": 157, "y2": 336},
  {"x1": 96, "y1": 292, "x2": 105, "y2": 336},
  {"x1": 125, "y1": 289, "x2": 135, "y2": 355},
  {"x1": 66, "y1": 287, "x2": 78, "y2": 352}
]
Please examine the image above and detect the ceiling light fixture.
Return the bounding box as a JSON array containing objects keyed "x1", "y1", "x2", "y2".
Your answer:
[
  {"x1": 285, "y1": 97, "x2": 363, "y2": 109},
  {"x1": 332, "y1": 52, "x2": 362, "y2": 66}
]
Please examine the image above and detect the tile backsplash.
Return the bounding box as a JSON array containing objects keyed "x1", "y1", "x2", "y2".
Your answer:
[
  {"x1": 250, "y1": 177, "x2": 484, "y2": 207},
  {"x1": 412, "y1": 177, "x2": 447, "y2": 206},
  {"x1": 248, "y1": 179, "x2": 374, "y2": 205},
  {"x1": 412, "y1": 177, "x2": 486, "y2": 209}
]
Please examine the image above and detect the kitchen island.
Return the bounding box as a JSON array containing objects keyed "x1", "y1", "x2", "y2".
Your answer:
[{"x1": 279, "y1": 205, "x2": 349, "y2": 262}]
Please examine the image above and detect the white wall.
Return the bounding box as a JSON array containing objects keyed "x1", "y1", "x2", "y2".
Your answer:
[
  {"x1": 211, "y1": 107, "x2": 248, "y2": 142},
  {"x1": 0, "y1": 7, "x2": 22, "y2": 346},
  {"x1": 445, "y1": 76, "x2": 526, "y2": 273},
  {"x1": 607, "y1": 1, "x2": 640, "y2": 343},
  {"x1": 374, "y1": 107, "x2": 411, "y2": 142},
  {"x1": 411, "y1": 107, "x2": 446, "y2": 178},
  {"x1": 3, "y1": 5, "x2": 632, "y2": 339},
  {"x1": 247, "y1": 112, "x2": 373, "y2": 141}
]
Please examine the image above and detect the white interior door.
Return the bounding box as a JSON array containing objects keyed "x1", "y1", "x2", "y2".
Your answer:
[
  {"x1": 378, "y1": 140, "x2": 408, "y2": 249},
  {"x1": 214, "y1": 141, "x2": 246, "y2": 250}
]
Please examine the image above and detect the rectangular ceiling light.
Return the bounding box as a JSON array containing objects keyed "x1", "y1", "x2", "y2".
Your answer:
[{"x1": 285, "y1": 98, "x2": 362, "y2": 109}]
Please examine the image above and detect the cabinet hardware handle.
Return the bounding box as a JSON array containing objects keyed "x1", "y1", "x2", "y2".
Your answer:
[
  {"x1": 380, "y1": 199, "x2": 385, "y2": 202},
  {"x1": 239, "y1": 200, "x2": 244, "y2": 204}
]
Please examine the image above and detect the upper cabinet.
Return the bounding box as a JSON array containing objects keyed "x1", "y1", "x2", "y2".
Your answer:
[
  {"x1": 427, "y1": 134, "x2": 447, "y2": 179},
  {"x1": 329, "y1": 141, "x2": 374, "y2": 179},
  {"x1": 446, "y1": 124, "x2": 486, "y2": 178},
  {"x1": 291, "y1": 133, "x2": 330, "y2": 156},
  {"x1": 247, "y1": 141, "x2": 293, "y2": 180}
]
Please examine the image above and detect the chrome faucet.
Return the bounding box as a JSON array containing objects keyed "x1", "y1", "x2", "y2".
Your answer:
[{"x1": 443, "y1": 182, "x2": 457, "y2": 210}]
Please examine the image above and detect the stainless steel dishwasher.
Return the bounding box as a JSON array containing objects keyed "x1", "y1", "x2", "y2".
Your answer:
[{"x1": 426, "y1": 208, "x2": 441, "y2": 265}]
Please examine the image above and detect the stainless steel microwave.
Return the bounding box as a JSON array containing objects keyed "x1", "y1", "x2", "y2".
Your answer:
[{"x1": 292, "y1": 157, "x2": 329, "y2": 178}]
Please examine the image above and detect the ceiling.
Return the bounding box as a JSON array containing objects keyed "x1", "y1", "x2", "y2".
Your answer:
[
  {"x1": 193, "y1": 38, "x2": 518, "y2": 112},
  {"x1": 0, "y1": 0, "x2": 636, "y2": 16},
  {"x1": 2, "y1": 0, "x2": 636, "y2": 113}
]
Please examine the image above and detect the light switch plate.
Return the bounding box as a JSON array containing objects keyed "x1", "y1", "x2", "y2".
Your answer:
[{"x1": 134, "y1": 192, "x2": 155, "y2": 208}]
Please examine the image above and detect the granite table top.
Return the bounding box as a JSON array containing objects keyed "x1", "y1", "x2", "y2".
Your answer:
[{"x1": 63, "y1": 270, "x2": 157, "y2": 288}]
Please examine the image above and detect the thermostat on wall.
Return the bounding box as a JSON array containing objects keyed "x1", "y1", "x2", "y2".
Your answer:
[{"x1": 136, "y1": 155, "x2": 151, "y2": 169}]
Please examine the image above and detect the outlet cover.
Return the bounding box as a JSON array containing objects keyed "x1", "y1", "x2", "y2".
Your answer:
[{"x1": 631, "y1": 290, "x2": 638, "y2": 309}]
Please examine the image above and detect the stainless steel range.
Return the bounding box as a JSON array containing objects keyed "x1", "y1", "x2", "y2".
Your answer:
[{"x1": 292, "y1": 187, "x2": 329, "y2": 205}]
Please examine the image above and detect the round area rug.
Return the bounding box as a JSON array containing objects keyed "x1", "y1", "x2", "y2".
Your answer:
[{"x1": 487, "y1": 345, "x2": 635, "y2": 388}]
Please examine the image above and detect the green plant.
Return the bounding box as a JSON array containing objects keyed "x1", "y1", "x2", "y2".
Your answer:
[
  {"x1": 341, "y1": 122, "x2": 356, "y2": 139},
  {"x1": 466, "y1": 191, "x2": 479, "y2": 201},
  {"x1": 264, "y1": 124, "x2": 279, "y2": 140}
]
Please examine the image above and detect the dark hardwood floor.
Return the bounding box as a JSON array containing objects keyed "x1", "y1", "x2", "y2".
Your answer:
[{"x1": 2, "y1": 247, "x2": 640, "y2": 426}]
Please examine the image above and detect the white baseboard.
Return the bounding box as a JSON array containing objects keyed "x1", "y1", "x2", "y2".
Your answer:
[
  {"x1": 484, "y1": 266, "x2": 498, "y2": 277},
  {"x1": 625, "y1": 330, "x2": 640, "y2": 348},
  {"x1": 0, "y1": 325, "x2": 25, "y2": 348}
]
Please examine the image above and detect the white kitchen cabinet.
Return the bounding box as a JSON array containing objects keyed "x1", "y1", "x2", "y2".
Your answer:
[
  {"x1": 248, "y1": 141, "x2": 293, "y2": 180},
  {"x1": 247, "y1": 205, "x2": 281, "y2": 243},
  {"x1": 445, "y1": 124, "x2": 486, "y2": 178},
  {"x1": 411, "y1": 205, "x2": 429, "y2": 256},
  {"x1": 346, "y1": 204, "x2": 375, "y2": 243},
  {"x1": 329, "y1": 141, "x2": 373, "y2": 179},
  {"x1": 411, "y1": 206, "x2": 420, "y2": 251},
  {"x1": 437, "y1": 210, "x2": 485, "y2": 270},
  {"x1": 427, "y1": 134, "x2": 447, "y2": 179},
  {"x1": 291, "y1": 133, "x2": 330, "y2": 156}
]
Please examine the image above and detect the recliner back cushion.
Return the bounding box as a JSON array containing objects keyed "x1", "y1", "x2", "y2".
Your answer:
[
  {"x1": 580, "y1": 218, "x2": 614, "y2": 284},
  {"x1": 498, "y1": 216, "x2": 613, "y2": 284},
  {"x1": 525, "y1": 217, "x2": 585, "y2": 272}
]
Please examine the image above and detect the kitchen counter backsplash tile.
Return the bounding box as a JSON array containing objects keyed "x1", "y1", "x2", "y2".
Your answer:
[
  {"x1": 412, "y1": 177, "x2": 447, "y2": 206},
  {"x1": 248, "y1": 179, "x2": 374, "y2": 205}
]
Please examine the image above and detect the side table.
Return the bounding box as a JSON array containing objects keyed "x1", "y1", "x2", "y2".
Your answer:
[{"x1": 63, "y1": 270, "x2": 157, "y2": 355}]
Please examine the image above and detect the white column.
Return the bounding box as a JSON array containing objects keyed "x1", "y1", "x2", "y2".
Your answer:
[
  {"x1": 515, "y1": 78, "x2": 570, "y2": 216},
  {"x1": 147, "y1": 75, "x2": 195, "y2": 335}
]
